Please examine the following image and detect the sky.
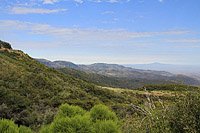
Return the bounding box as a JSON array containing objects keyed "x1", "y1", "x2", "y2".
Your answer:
[{"x1": 0, "y1": 0, "x2": 200, "y2": 65}]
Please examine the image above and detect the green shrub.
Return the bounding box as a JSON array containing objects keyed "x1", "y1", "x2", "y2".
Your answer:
[
  {"x1": 90, "y1": 104, "x2": 118, "y2": 122},
  {"x1": 94, "y1": 120, "x2": 121, "y2": 133},
  {"x1": 19, "y1": 126, "x2": 32, "y2": 133},
  {"x1": 50, "y1": 114, "x2": 94, "y2": 133},
  {"x1": 56, "y1": 103, "x2": 86, "y2": 119},
  {"x1": 40, "y1": 104, "x2": 121, "y2": 133},
  {"x1": 39, "y1": 125, "x2": 51, "y2": 133},
  {"x1": 0, "y1": 119, "x2": 32, "y2": 133}
]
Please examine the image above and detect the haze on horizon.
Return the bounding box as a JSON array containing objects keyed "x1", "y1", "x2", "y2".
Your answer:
[{"x1": 0, "y1": 0, "x2": 200, "y2": 65}]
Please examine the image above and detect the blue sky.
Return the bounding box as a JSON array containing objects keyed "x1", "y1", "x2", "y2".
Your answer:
[{"x1": 0, "y1": 0, "x2": 200, "y2": 65}]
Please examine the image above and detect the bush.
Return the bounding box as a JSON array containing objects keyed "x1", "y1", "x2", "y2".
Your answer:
[
  {"x1": 40, "y1": 104, "x2": 121, "y2": 133},
  {"x1": 90, "y1": 104, "x2": 118, "y2": 122},
  {"x1": 50, "y1": 114, "x2": 94, "y2": 133},
  {"x1": 169, "y1": 92, "x2": 200, "y2": 132},
  {"x1": 94, "y1": 120, "x2": 121, "y2": 133},
  {"x1": 56, "y1": 103, "x2": 86, "y2": 119},
  {"x1": 0, "y1": 118, "x2": 32, "y2": 133}
]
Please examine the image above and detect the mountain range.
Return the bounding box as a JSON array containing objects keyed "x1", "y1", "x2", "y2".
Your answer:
[
  {"x1": 35, "y1": 59, "x2": 200, "y2": 86},
  {"x1": 126, "y1": 63, "x2": 200, "y2": 79}
]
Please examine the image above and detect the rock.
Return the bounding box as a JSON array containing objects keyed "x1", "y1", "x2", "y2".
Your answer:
[{"x1": 0, "y1": 40, "x2": 12, "y2": 49}]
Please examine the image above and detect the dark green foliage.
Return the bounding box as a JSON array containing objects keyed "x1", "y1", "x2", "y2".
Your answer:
[
  {"x1": 0, "y1": 104, "x2": 121, "y2": 133},
  {"x1": 169, "y1": 92, "x2": 200, "y2": 132},
  {"x1": 138, "y1": 84, "x2": 198, "y2": 91}
]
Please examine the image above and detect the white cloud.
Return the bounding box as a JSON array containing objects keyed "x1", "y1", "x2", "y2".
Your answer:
[
  {"x1": 158, "y1": 0, "x2": 163, "y2": 2},
  {"x1": 74, "y1": 0, "x2": 84, "y2": 3},
  {"x1": 3, "y1": 0, "x2": 127, "y2": 7},
  {"x1": 107, "y1": 0, "x2": 118, "y2": 3},
  {"x1": 88, "y1": 0, "x2": 122, "y2": 3},
  {"x1": 102, "y1": 18, "x2": 119, "y2": 24},
  {"x1": 0, "y1": 20, "x2": 191, "y2": 41},
  {"x1": 41, "y1": 0, "x2": 60, "y2": 4},
  {"x1": 72, "y1": 25, "x2": 80, "y2": 28},
  {"x1": 10, "y1": 7, "x2": 67, "y2": 14},
  {"x1": 113, "y1": 18, "x2": 119, "y2": 21},
  {"x1": 88, "y1": 0, "x2": 102, "y2": 2}
]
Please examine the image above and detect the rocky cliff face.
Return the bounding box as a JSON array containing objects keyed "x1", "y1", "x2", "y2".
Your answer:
[{"x1": 0, "y1": 40, "x2": 12, "y2": 49}]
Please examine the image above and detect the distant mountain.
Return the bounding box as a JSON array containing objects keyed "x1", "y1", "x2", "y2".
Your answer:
[
  {"x1": 36, "y1": 60, "x2": 173, "y2": 76},
  {"x1": 35, "y1": 59, "x2": 79, "y2": 69},
  {"x1": 83, "y1": 63, "x2": 173, "y2": 76},
  {"x1": 124, "y1": 62, "x2": 171, "y2": 69},
  {"x1": 36, "y1": 59, "x2": 200, "y2": 85},
  {"x1": 125, "y1": 63, "x2": 200, "y2": 79},
  {"x1": 35, "y1": 59, "x2": 175, "y2": 89}
]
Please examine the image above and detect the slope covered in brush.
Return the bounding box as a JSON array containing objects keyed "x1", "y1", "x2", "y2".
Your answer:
[{"x1": 0, "y1": 43, "x2": 130, "y2": 129}]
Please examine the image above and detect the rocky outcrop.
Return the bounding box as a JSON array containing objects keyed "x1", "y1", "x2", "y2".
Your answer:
[{"x1": 0, "y1": 40, "x2": 12, "y2": 50}]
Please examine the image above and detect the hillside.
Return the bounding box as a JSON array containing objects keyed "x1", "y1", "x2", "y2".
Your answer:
[
  {"x1": 0, "y1": 45, "x2": 131, "y2": 130},
  {"x1": 59, "y1": 67, "x2": 174, "y2": 89},
  {"x1": 1, "y1": 41, "x2": 200, "y2": 132},
  {"x1": 36, "y1": 59, "x2": 200, "y2": 85}
]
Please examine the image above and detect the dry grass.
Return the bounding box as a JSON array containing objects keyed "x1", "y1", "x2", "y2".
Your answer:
[{"x1": 100, "y1": 86, "x2": 184, "y2": 97}]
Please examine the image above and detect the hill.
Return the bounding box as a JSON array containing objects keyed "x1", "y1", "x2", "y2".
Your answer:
[
  {"x1": 35, "y1": 58, "x2": 79, "y2": 69},
  {"x1": 58, "y1": 67, "x2": 174, "y2": 89},
  {"x1": 1, "y1": 41, "x2": 200, "y2": 132},
  {"x1": 0, "y1": 42, "x2": 131, "y2": 130},
  {"x1": 36, "y1": 59, "x2": 200, "y2": 85},
  {"x1": 79, "y1": 63, "x2": 173, "y2": 76}
]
